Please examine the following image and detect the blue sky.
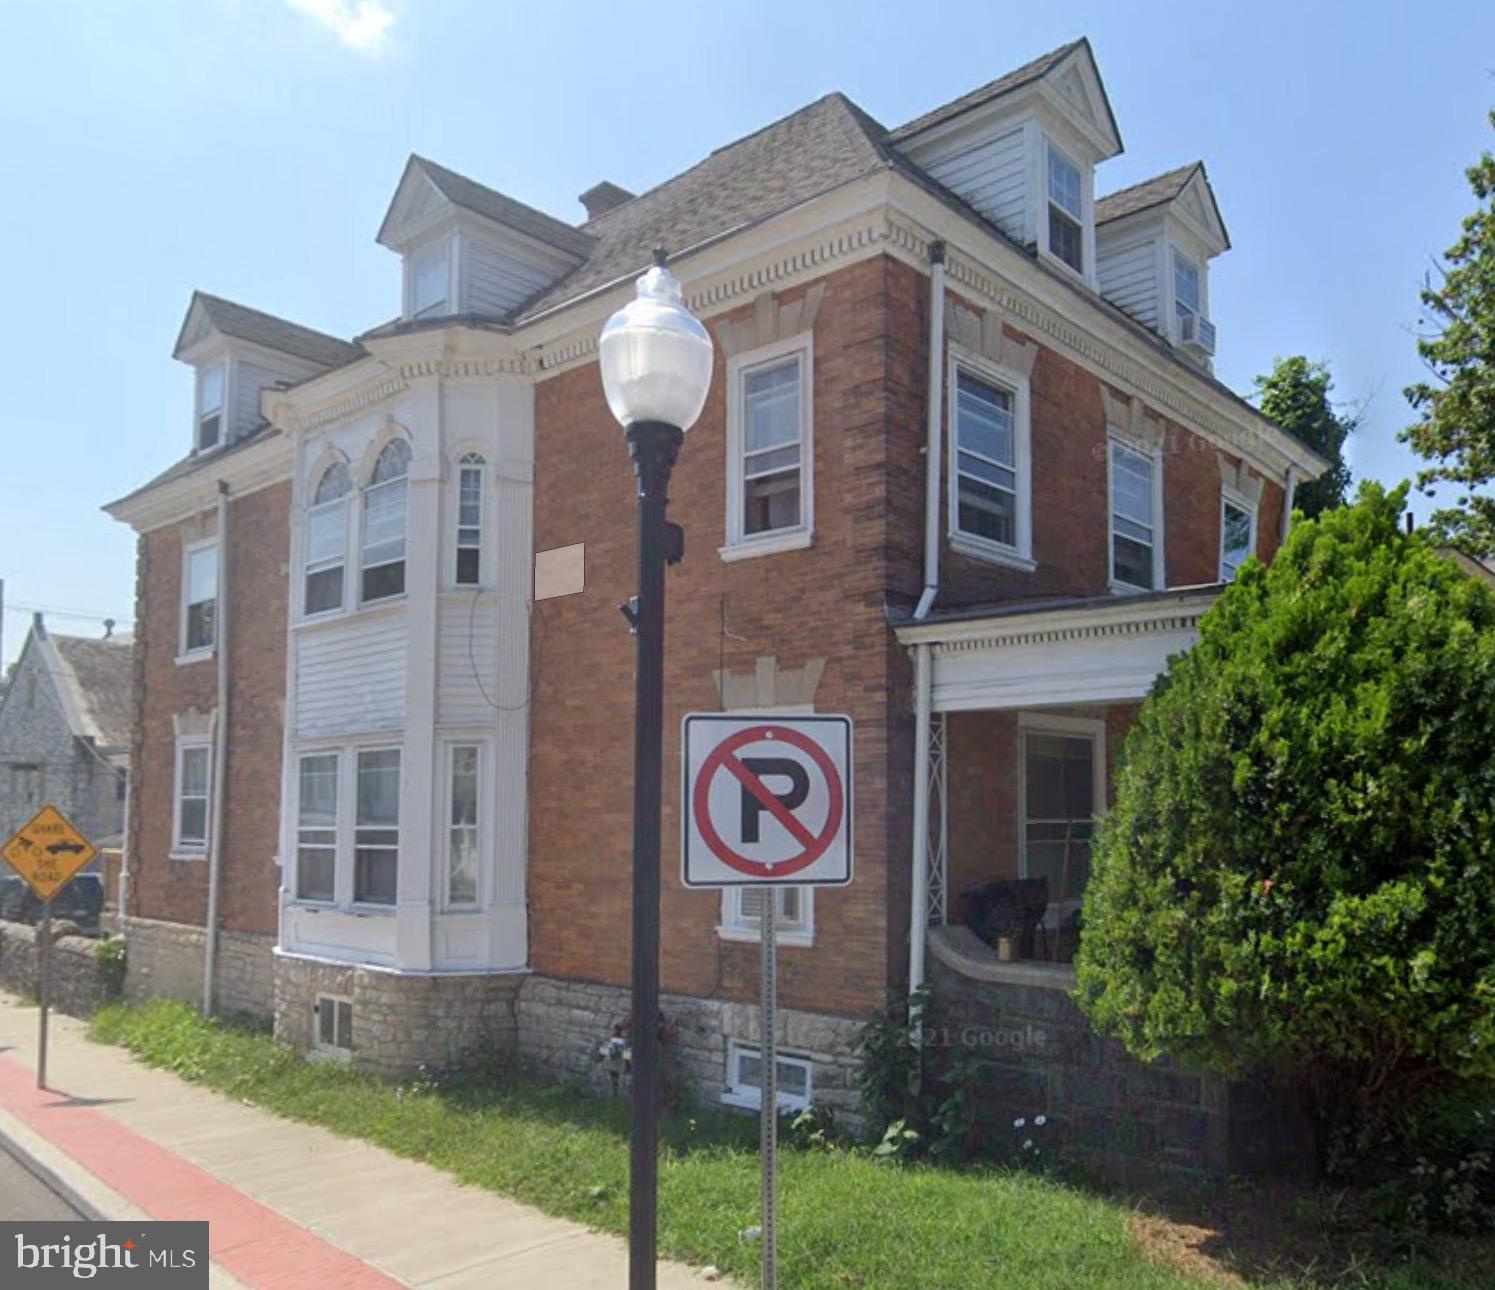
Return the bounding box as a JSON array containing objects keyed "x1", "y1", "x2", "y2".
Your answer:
[{"x1": 2, "y1": 0, "x2": 1491, "y2": 667}]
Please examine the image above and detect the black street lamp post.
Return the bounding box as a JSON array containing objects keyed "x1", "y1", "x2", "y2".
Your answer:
[{"x1": 599, "y1": 251, "x2": 714, "y2": 1290}]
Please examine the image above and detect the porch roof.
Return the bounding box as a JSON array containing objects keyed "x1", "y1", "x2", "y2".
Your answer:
[{"x1": 893, "y1": 584, "x2": 1223, "y2": 711}]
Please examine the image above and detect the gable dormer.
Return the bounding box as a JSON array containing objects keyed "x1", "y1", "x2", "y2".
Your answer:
[
  {"x1": 376, "y1": 156, "x2": 594, "y2": 323},
  {"x1": 172, "y1": 293, "x2": 359, "y2": 454},
  {"x1": 1096, "y1": 163, "x2": 1230, "y2": 366},
  {"x1": 889, "y1": 39, "x2": 1123, "y2": 288}
]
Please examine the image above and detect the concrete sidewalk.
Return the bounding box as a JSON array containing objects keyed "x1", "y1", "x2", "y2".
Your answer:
[{"x1": 0, "y1": 992, "x2": 723, "y2": 1288}]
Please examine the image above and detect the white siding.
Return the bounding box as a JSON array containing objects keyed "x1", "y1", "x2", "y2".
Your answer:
[
  {"x1": 232, "y1": 363, "x2": 279, "y2": 441},
  {"x1": 295, "y1": 613, "x2": 407, "y2": 737},
  {"x1": 463, "y1": 238, "x2": 562, "y2": 317},
  {"x1": 922, "y1": 127, "x2": 1028, "y2": 242},
  {"x1": 437, "y1": 597, "x2": 501, "y2": 725},
  {"x1": 1097, "y1": 236, "x2": 1160, "y2": 330}
]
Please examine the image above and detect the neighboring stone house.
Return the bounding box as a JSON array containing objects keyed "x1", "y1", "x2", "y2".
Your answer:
[
  {"x1": 105, "y1": 39, "x2": 1331, "y2": 1177},
  {"x1": 0, "y1": 616, "x2": 132, "y2": 853}
]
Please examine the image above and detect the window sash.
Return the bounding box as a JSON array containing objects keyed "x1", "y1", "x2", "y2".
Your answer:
[
  {"x1": 729, "y1": 1044, "x2": 812, "y2": 1109},
  {"x1": 413, "y1": 247, "x2": 448, "y2": 318},
  {"x1": 183, "y1": 545, "x2": 217, "y2": 652},
  {"x1": 731, "y1": 886, "x2": 806, "y2": 934},
  {"x1": 456, "y1": 464, "x2": 483, "y2": 585},
  {"x1": 1048, "y1": 146, "x2": 1082, "y2": 219},
  {"x1": 296, "y1": 753, "x2": 338, "y2": 902},
  {"x1": 1021, "y1": 730, "x2": 1097, "y2": 906},
  {"x1": 447, "y1": 744, "x2": 480, "y2": 907},
  {"x1": 1175, "y1": 252, "x2": 1201, "y2": 324},
  {"x1": 304, "y1": 498, "x2": 347, "y2": 614},
  {"x1": 1110, "y1": 442, "x2": 1158, "y2": 589},
  {"x1": 1220, "y1": 498, "x2": 1255, "y2": 579},
  {"x1": 354, "y1": 749, "x2": 400, "y2": 905},
  {"x1": 176, "y1": 744, "x2": 210, "y2": 849},
  {"x1": 734, "y1": 349, "x2": 807, "y2": 541},
  {"x1": 955, "y1": 369, "x2": 1021, "y2": 549},
  {"x1": 198, "y1": 365, "x2": 224, "y2": 448}
]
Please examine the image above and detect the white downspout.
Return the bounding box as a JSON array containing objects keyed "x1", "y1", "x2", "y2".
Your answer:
[
  {"x1": 1280, "y1": 466, "x2": 1298, "y2": 546},
  {"x1": 909, "y1": 242, "x2": 946, "y2": 1003},
  {"x1": 203, "y1": 481, "x2": 230, "y2": 1017}
]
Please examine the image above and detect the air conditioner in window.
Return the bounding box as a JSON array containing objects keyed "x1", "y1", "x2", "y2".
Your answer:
[{"x1": 1178, "y1": 314, "x2": 1217, "y2": 357}]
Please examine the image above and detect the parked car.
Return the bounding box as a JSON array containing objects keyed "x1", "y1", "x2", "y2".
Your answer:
[{"x1": 0, "y1": 874, "x2": 104, "y2": 933}]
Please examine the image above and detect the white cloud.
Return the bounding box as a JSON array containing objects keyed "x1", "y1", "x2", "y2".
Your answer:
[{"x1": 283, "y1": 0, "x2": 395, "y2": 57}]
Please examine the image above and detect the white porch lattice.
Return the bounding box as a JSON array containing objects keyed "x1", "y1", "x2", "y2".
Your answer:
[{"x1": 927, "y1": 712, "x2": 948, "y2": 926}]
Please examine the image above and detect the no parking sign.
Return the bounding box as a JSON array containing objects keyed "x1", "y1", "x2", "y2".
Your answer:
[{"x1": 682, "y1": 713, "x2": 852, "y2": 888}]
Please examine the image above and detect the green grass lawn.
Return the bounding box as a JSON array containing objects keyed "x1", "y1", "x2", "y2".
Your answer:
[{"x1": 88, "y1": 1000, "x2": 1475, "y2": 1290}]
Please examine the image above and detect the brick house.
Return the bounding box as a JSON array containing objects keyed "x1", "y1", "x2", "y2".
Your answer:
[
  {"x1": 106, "y1": 40, "x2": 1327, "y2": 1172},
  {"x1": 0, "y1": 616, "x2": 132, "y2": 866}
]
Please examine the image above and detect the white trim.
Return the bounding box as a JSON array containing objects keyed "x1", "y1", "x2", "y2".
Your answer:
[
  {"x1": 293, "y1": 749, "x2": 340, "y2": 904},
  {"x1": 948, "y1": 347, "x2": 1034, "y2": 569},
  {"x1": 1040, "y1": 136, "x2": 1089, "y2": 283},
  {"x1": 178, "y1": 538, "x2": 219, "y2": 661},
  {"x1": 722, "y1": 1041, "x2": 813, "y2": 1113},
  {"x1": 1106, "y1": 433, "x2": 1165, "y2": 594},
  {"x1": 452, "y1": 452, "x2": 488, "y2": 588},
  {"x1": 440, "y1": 739, "x2": 486, "y2": 912},
  {"x1": 718, "y1": 885, "x2": 814, "y2": 947},
  {"x1": 196, "y1": 361, "x2": 227, "y2": 453},
  {"x1": 723, "y1": 332, "x2": 815, "y2": 558},
  {"x1": 311, "y1": 992, "x2": 353, "y2": 1061},
  {"x1": 1219, "y1": 485, "x2": 1259, "y2": 581},
  {"x1": 171, "y1": 734, "x2": 212, "y2": 857}
]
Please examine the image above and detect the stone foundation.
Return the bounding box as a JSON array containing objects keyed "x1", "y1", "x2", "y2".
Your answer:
[
  {"x1": 123, "y1": 916, "x2": 274, "y2": 1021},
  {"x1": 273, "y1": 951, "x2": 525, "y2": 1080},
  {"x1": 0, "y1": 918, "x2": 124, "y2": 1017},
  {"x1": 927, "y1": 927, "x2": 1313, "y2": 1182},
  {"x1": 515, "y1": 974, "x2": 865, "y2": 1127}
]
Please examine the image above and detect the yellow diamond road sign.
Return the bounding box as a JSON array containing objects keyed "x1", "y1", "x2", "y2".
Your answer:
[{"x1": 2, "y1": 804, "x2": 98, "y2": 902}]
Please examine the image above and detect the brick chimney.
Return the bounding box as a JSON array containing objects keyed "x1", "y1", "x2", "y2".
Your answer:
[{"x1": 579, "y1": 181, "x2": 635, "y2": 221}]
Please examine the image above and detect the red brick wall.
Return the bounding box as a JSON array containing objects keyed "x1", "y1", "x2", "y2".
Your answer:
[
  {"x1": 127, "y1": 482, "x2": 288, "y2": 937},
  {"x1": 528, "y1": 258, "x2": 911, "y2": 1020}
]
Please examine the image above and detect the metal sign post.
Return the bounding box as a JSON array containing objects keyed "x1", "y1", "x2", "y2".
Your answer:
[
  {"x1": 38, "y1": 900, "x2": 51, "y2": 1090},
  {"x1": 681, "y1": 713, "x2": 854, "y2": 1290},
  {"x1": 1, "y1": 804, "x2": 98, "y2": 1092},
  {"x1": 759, "y1": 893, "x2": 778, "y2": 1290}
]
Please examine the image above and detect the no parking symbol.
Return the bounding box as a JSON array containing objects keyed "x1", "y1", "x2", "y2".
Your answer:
[{"x1": 682, "y1": 714, "x2": 853, "y2": 888}]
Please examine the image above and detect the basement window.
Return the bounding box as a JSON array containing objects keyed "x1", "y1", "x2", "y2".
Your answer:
[
  {"x1": 723, "y1": 1042, "x2": 813, "y2": 1113},
  {"x1": 314, "y1": 995, "x2": 353, "y2": 1057}
]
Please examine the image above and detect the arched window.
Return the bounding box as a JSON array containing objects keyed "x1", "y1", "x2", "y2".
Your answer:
[
  {"x1": 304, "y1": 461, "x2": 352, "y2": 615},
  {"x1": 361, "y1": 439, "x2": 411, "y2": 603},
  {"x1": 455, "y1": 451, "x2": 485, "y2": 585}
]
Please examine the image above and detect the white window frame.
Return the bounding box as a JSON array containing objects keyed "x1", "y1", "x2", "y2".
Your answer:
[
  {"x1": 721, "y1": 333, "x2": 814, "y2": 561},
  {"x1": 171, "y1": 736, "x2": 212, "y2": 858},
  {"x1": 179, "y1": 538, "x2": 218, "y2": 660},
  {"x1": 442, "y1": 740, "x2": 484, "y2": 911},
  {"x1": 410, "y1": 242, "x2": 451, "y2": 320},
  {"x1": 1016, "y1": 711, "x2": 1105, "y2": 916},
  {"x1": 1219, "y1": 487, "x2": 1259, "y2": 582},
  {"x1": 1173, "y1": 248, "x2": 1202, "y2": 340},
  {"x1": 311, "y1": 993, "x2": 353, "y2": 1062},
  {"x1": 352, "y1": 745, "x2": 402, "y2": 908},
  {"x1": 453, "y1": 452, "x2": 486, "y2": 588},
  {"x1": 722, "y1": 1042, "x2": 814, "y2": 1113},
  {"x1": 197, "y1": 362, "x2": 226, "y2": 452},
  {"x1": 947, "y1": 349, "x2": 1035, "y2": 571},
  {"x1": 294, "y1": 750, "x2": 340, "y2": 904},
  {"x1": 302, "y1": 462, "x2": 353, "y2": 620},
  {"x1": 360, "y1": 440, "x2": 410, "y2": 606},
  {"x1": 1042, "y1": 138, "x2": 1086, "y2": 279},
  {"x1": 1107, "y1": 434, "x2": 1165, "y2": 593},
  {"x1": 719, "y1": 886, "x2": 813, "y2": 947}
]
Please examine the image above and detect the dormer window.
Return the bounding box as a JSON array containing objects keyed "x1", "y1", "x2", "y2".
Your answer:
[
  {"x1": 197, "y1": 364, "x2": 225, "y2": 451},
  {"x1": 1174, "y1": 251, "x2": 1201, "y2": 337},
  {"x1": 412, "y1": 245, "x2": 450, "y2": 319},
  {"x1": 1047, "y1": 144, "x2": 1084, "y2": 275}
]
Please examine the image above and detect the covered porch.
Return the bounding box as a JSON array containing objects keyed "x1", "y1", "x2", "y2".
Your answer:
[{"x1": 898, "y1": 586, "x2": 1222, "y2": 986}]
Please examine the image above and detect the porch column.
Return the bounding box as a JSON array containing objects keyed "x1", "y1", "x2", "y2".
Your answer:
[{"x1": 908, "y1": 642, "x2": 933, "y2": 996}]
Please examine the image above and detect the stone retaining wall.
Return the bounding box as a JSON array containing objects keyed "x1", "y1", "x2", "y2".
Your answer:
[
  {"x1": 0, "y1": 918, "x2": 124, "y2": 1017},
  {"x1": 273, "y1": 952, "x2": 525, "y2": 1080},
  {"x1": 515, "y1": 974, "x2": 865, "y2": 1127},
  {"x1": 123, "y1": 916, "x2": 274, "y2": 1021}
]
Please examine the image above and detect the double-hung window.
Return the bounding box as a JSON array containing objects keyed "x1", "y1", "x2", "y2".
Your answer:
[
  {"x1": 950, "y1": 360, "x2": 1033, "y2": 568},
  {"x1": 296, "y1": 752, "x2": 339, "y2": 902},
  {"x1": 353, "y1": 749, "x2": 400, "y2": 905},
  {"x1": 181, "y1": 542, "x2": 218, "y2": 655},
  {"x1": 455, "y1": 453, "x2": 485, "y2": 586},
  {"x1": 1220, "y1": 491, "x2": 1258, "y2": 581},
  {"x1": 1174, "y1": 251, "x2": 1201, "y2": 339},
  {"x1": 722, "y1": 886, "x2": 811, "y2": 944},
  {"x1": 305, "y1": 462, "x2": 352, "y2": 615},
  {"x1": 1109, "y1": 437, "x2": 1162, "y2": 591},
  {"x1": 1047, "y1": 143, "x2": 1084, "y2": 275},
  {"x1": 446, "y1": 744, "x2": 480, "y2": 907},
  {"x1": 361, "y1": 440, "x2": 411, "y2": 603},
  {"x1": 173, "y1": 739, "x2": 211, "y2": 855},
  {"x1": 412, "y1": 245, "x2": 449, "y2": 319},
  {"x1": 725, "y1": 337, "x2": 812, "y2": 555},
  {"x1": 197, "y1": 364, "x2": 225, "y2": 451}
]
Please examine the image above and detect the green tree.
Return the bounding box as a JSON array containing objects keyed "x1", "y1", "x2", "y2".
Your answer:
[
  {"x1": 1254, "y1": 356, "x2": 1356, "y2": 518},
  {"x1": 1402, "y1": 111, "x2": 1495, "y2": 556},
  {"x1": 1075, "y1": 483, "x2": 1495, "y2": 1165}
]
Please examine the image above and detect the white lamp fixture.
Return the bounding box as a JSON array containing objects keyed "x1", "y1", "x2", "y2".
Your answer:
[{"x1": 599, "y1": 257, "x2": 714, "y2": 431}]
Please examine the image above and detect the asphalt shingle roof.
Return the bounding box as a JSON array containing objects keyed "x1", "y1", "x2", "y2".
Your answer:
[
  {"x1": 50, "y1": 634, "x2": 134, "y2": 751},
  {"x1": 185, "y1": 293, "x2": 362, "y2": 369},
  {"x1": 412, "y1": 156, "x2": 595, "y2": 259},
  {"x1": 1096, "y1": 164, "x2": 1199, "y2": 224}
]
